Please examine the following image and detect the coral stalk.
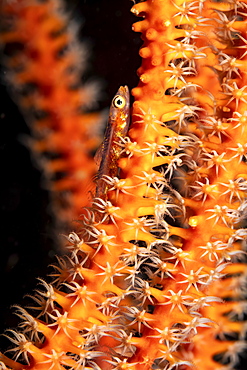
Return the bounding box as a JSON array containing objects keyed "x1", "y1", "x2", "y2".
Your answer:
[
  {"x1": 0, "y1": 0, "x2": 103, "y2": 225},
  {"x1": 1, "y1": 1, "x2": 247, "y2": 370}
]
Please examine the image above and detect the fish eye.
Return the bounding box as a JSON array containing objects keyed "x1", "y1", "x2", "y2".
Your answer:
[{"x1": 113, "y1": 95, "x2": 126, "y2": 109}]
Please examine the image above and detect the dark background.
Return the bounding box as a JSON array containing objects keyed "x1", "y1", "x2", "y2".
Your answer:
[{"x1": 0, "y1": 0, "x2": 141, "y2": 338}]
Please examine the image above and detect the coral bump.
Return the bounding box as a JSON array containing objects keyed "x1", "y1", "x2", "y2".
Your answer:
[{"x1": 1, "y1": 1, "x2": 247, "y2": 370}]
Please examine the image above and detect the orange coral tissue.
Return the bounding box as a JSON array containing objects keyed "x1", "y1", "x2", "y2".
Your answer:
[{"x1": 1, "y1": 1, "x2": 247, "y2": 370}]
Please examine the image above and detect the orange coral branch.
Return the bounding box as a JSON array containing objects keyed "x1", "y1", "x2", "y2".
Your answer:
[
  {"x1": 0, "y1": 0, "x2": 103, "y2": 225},
  {"x1": 0, "y1": 1, "x2": 247, "y2": 370}
]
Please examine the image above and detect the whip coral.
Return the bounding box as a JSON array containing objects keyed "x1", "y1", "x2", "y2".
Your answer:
[
  {"x1": 0, "y1": 0, "x2": 103, "y2": 225},
  {"x1": 1, "y1": 0, "x2": 247, "y2": 370}
]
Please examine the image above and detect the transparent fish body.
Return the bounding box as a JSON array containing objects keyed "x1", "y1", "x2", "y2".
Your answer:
[{"x1": 95, "y1": 85, "x2": 130, "y2": 197}]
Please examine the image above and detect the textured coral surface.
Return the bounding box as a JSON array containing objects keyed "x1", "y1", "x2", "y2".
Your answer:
[
  {"x1": 0, "y1": 0, "x2": 105, "y2": 225},
  {"x1": 0, "y1": 0, "x2": 139, "y2": 336},
  {"x1": 1, "y1": 1, "x2": 247, "y2": 370}
]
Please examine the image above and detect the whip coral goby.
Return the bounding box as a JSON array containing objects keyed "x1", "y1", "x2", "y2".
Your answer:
[
  {"x1": 1, "y1": 1, "x2": 247, "y2": 370},
  {"x1": 95, "y1": 85, "x2": 130, "y2": 198}
]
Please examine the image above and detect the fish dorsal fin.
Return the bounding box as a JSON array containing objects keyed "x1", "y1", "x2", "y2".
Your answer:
[{"x1": 94, "y1": 141, "x2": 104, "y2": 168}]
